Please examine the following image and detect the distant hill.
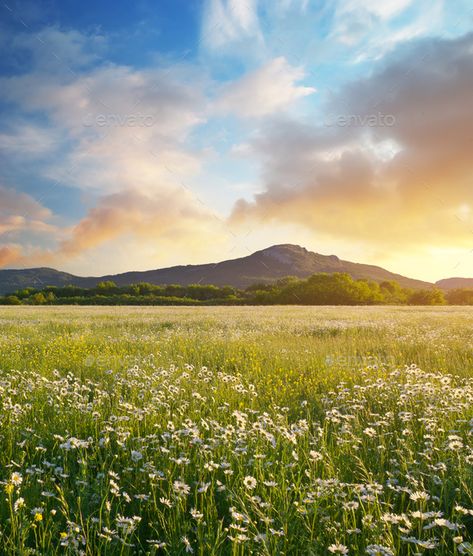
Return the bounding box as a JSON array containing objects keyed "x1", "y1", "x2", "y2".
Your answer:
[
  {"x1": 0, "y1": 244, "x2": 434, "y2": 295},
  {"x1": 436, "y1": 277, "x2": 473, "y2": 290},
  {"x1": 0, "y1": 268, "x2": 82, "y2": 295}
]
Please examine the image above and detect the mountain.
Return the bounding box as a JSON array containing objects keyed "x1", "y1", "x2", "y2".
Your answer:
[
  {"x1": 0, "y1": 268, "x2": 83, "y2": 295},
  {"x1": 0, "y1": 244, "x2": 434, "y2": 295},
  {"x1": 436, "y1": 277, "x2": 473, "y2": 290}
]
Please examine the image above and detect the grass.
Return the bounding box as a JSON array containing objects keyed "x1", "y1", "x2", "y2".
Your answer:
[{"x1": 0, "y1": 306, "x2": 472, "y2": 555}]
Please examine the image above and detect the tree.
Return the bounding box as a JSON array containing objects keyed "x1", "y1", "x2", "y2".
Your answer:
[
  {"x1": 186, "y1": 284, "x2": 221, "y2": 300},
  {"x1": 276, "y1": 276, "x2": 300, "y2": 287},
  {"x1": 446, "y1": 288, "x2": 473, "y2": 305},
  {"x1": 164, "y1": 284, "x2": 186, "y2": 297},
  {"x1": 30, "y1": 292, "x2": 47, "y2": 304},
  {"x1": 95, "y1": 281, "x2": 118, "y2": 294},
  {"x1": 3, "y1": 295, "x2": 21, "y2": 305},
  {"x1": 380, "y1": 281, "x2": 410, "y2": 304},
  {"x1": 408, "y1": 288, "x2": 446, "y2": 305}
]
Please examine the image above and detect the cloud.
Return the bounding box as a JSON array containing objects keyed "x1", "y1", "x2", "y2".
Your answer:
[
  {"x1": 0, "y1": 186, "x2": 227, "y2": 271},
  {"x1": 332, "y1": 0, "x2": 414, "y2": 46},
  {"x1": 201, "y1": 0, "x2": 263, "y2": 52},
  {"x1": 3, "y1": 13, "x2": 471, "y2": 279},
  {"x1": 1, "y1": 59, "x2": 208, "y2": 196},
  {"x1": 329, "y1": 0, "x2": 449, "y2": 65},
  {"x1": 1, "y1": 62, "x2": 205, "y2": 137},
  {"x1": 199, "y1": 0, "x2": 331, "y2": 69},
  {"x1": 10, "y1": 26, "x2": 107, "y2": 71},
  {"x1": 0, "y1": 185, "x2": 56, "y2": 268},
  {"x1": 0, "y1": 124, "x2": 61, "y2": 156},
  {"x1": 0, "y1": 184, "x2": 52, "y2": 224},
  {"x1": 58, "y1": 188, "x2": 222, "y2": 258},
  {"x1": 0, "y1": 246, "x2": 22, "y2": 267},
  {"x1": 45, "y1": 67, "x2": 206, "y2": 196},
  {"x1": 0, "y1": 25, "x2": 227, "y2": 271},
  {"x1": 231, "y1": 32, "x2": 473, "y2": 249},
  {"x1": 215, "y1": 57, "x2": 315, "y2": 117},
  {"x1": 338, "y1": 0, "x2": 413, "y2": 22}
]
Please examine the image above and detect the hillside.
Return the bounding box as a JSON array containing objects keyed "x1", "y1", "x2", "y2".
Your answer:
[
  {"x1": 0, "y1": 244, "x2": 433, "y2": 295},
  {"x1": 436, "y1": 277, "x2": 473, "y2": 290}
]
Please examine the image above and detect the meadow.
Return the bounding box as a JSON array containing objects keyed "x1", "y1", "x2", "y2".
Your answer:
[{"x1": 0, "y1": 306, "x2": 472, "y2": 555}]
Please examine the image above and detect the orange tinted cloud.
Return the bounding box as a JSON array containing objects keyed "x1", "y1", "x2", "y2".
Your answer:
[
  {"x1": 1, "y1": 187, "x2": 224, "y2": 270},
  {"x1": 0, "y1": 246, "x2": 22, "y2": 267},
  {"x1": 0, "y1": 185, "x2": 56, "y2": 268},
  {"x1": 58, "y1": 188, "x2": 222, "y2": 258},
  {"x1": 231, "y1": 32, "x2": 473, "y2": 249}
]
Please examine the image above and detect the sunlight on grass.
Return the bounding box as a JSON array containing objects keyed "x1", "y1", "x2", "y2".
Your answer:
[{"x1": 0, "y1": 306, "x2": 472, "y2": 554}]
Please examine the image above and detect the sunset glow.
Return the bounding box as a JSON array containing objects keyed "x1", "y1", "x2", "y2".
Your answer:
[{"x1": 1, "y1": 0, "x2": 472, "y2": 281}]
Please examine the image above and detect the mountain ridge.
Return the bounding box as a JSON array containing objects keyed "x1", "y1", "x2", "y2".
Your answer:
[
  {"x1": 0, "y1": 244, "x2": 445, "y2": 295},
  {"x1": 435, "y1": 277, "x2": 473, "y2": 290}
]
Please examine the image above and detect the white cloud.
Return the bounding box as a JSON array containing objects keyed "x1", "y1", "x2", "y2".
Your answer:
[
  {"x1": 331, "y1": 0, "x2": 415, "y2": 46},
  {"x1": 201, "y1": 0, "x2": 263, "y2": 51},
  {"x1": 338, "y1": 0, "x2": 413, "y2": 22},
  {"x1": 0, "y1": 27, "x2": 229, "y2": 269},
  {"x1": 351, "y1": 0, "x2": 445, "y2": 62},
  {"x1": 215, "y1": 57, "x2": 315, "y2": 117},
  {"x1": 11, "y1": 26, "x2": 106, "y2": 70},
  {"x1": 0, "y1": 124, "x2": 61, "y2": 156},
  {"x1": 1, "y1": 58, "x2": 210, "y2": 195}
]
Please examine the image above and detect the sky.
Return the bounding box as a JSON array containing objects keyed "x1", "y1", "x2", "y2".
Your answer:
[{"x1": 0, "y1": 0, "x2": 472, "y2": 282}]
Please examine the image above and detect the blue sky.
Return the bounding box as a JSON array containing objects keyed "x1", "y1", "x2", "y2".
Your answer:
[{"x1": 1, "y1": 0, "x2": 473, "y2": 281}]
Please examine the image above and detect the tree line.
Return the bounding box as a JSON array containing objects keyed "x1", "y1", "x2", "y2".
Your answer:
[{"x1": 1, "y1": 273, "x2": 472, "y2": 306}]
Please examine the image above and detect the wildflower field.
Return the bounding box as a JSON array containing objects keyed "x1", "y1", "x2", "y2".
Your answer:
[{"x1": 0, "y1": 306, "x2": 472, "y2": 555}]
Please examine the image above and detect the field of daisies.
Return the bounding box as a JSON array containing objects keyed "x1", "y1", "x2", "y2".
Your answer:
[{"x1": 0, "y1": 306, "x2": 472, "y2": 555}]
